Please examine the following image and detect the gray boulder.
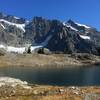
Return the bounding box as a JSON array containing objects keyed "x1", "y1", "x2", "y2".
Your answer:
[
  {"x1": 0, "y1": 48, "x2": 6, "y2": 56},
  {"x1": 33, "y1": 48, "x2": 51, "y2": 55}
]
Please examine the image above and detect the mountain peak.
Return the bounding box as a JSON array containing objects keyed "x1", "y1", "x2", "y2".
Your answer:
[
  {"x1": 63, "y1": 19, "x2": 96, "y2": 33},
  {"x1": 67, "y1": 19, "x2": 90, "y2": 28},
  {"x1": 0, "y1": 12, "x2": 7, "y2": 19},
  {"x1": 67, "y1": 19, "x2": 75, "y2": 24}
]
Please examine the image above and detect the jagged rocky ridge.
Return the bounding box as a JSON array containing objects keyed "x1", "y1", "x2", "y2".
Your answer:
[{"x1": 0, "y1": 12, "x2": 100, "y2": 55}]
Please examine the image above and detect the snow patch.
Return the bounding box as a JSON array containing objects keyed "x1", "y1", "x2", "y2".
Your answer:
[
  {"x1": 63, "y1": 22, "x2": 78, "y2": 31},
  {"x1": 79, "y1": 35, "x2": 90, "y2": 40},
  {"x1": 31, "y1": 46, "x2": 43, "y2": 51},
  {"x1": 7, "y1": 46, "x2": 25, "y2": 54},
  {"x1": 41, "y1": 35, "x2": 52, "y2": 46},
  {"x1": 0, "y1": 19, "x2": 25, "y2": 32},
  {"x1": 0, "y1": 44, "x2": 42, "y2": 54},
  {"x1": 14, "y1": 16, "x2": 20, "y2": 19},
  {"x1": 75, "y1": 22, "x2": 90, "y2": 29},
  {"x1": 0, "y1": 23, "x2": 6, "y2": 29},
  {"x1": 31, "y1": 35, "x2": 52, "y2": 52},
  {"x1": 0, "y1": 77, "x2": 31, "y2": 89},
  {"x1": 0, "y1": 44, "x2": 6, "y2": 49},
  {"x1": 0, "y1": 45, "x2": 26, "y2": 54},
  {"x1": 0, "y1": 35, "x2": 52, "y2": 54},
  {"x1": 66, "y1": 25, "x2": 78, "y2": 31},
  {"x1": 25, "y1": 20, "x2": 30, "y2": 25},
  {"x1": 63, "y1": 22, "x2": 66, "y2": 26}
]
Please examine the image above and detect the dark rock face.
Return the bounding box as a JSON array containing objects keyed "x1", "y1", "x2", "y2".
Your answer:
[
  {"x1": 67, "y1": 19, "x2": 85, "y2": 32},
  {"x1": 0, "y1": 12, "x2": 100, "y2": 55},
  {"x1": 0, "y1": 25, "x2": 24, "y2": 46},
  {"x1": 24, "y1": 17, "x2": 51, "y2": 44},
  {"x1": 66, "y1": 19, "x2": 100, "y2": 47},
  {"x1": 0, "y1": 13, "x2": 25, "y2": 46},
  {"x1": 46, "y1": 25, "x2": 98, "y2": 55}
]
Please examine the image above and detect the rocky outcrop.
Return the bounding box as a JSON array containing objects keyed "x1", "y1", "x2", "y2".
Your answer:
[
  {"x1": 0, "y1": 48, "x2": 6, "y2": 56},
  {"x1": 33, "y1": 48, "x2": 51, "y2": 55},
  {"x1": 71, "y1": 53, "x2": 96, "y2": 60},
  {"x1": 24, "y1": 17, "x2": 51, "y2": 44}
]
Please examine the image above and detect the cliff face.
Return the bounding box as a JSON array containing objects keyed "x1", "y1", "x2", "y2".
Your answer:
[{"x1": 0, "y1": 13, "x2": 100, "y2": 55}]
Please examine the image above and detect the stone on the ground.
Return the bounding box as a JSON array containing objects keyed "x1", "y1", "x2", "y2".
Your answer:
[{"x1": 0, "y1": 48, "x2": 6, "y2": 56}]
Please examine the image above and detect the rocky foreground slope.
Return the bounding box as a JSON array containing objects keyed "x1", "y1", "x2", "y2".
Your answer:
[
  {"x1": 0, "y1": 12, "x2": 100, "y2": 55},
  {"x1": 0, "y1": 77, "x2": 100, "y2": 100}
]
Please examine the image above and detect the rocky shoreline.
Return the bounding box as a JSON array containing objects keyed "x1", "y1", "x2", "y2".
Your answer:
[
  {"x1": 0, "y1": 53, "x2": 99, "y2": 68},
  {"x1": 0, "y1": 54, "x2": 99, "y2": 99},
  {"x1": 0, "y1": 77, "x2": 99, "y2": 100},
  {"x1": 0, "y1": 77, "x2": 100, "y2": 100}
]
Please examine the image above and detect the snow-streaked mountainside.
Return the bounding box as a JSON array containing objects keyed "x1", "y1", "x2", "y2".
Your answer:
[
  {"x1": 0, "y1": 12, "x2": 100, "y2": 55},
  {"x1": 0, "y1": 34, "x2": 52, "y2": 54},
  {"x1": 63, "y1": 22, "x2": 78, "y2": 31},
  {"x1": 0, "y1": 19, "x2": 25, "y2": 32},
  {"x1": 75, "y1": 22, "x2": 91, "y2": 29}
]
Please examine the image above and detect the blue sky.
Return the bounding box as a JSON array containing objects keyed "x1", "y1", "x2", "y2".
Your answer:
[{"x1": 0, "y1": 0, "x2": 100, "y2": 30}]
